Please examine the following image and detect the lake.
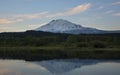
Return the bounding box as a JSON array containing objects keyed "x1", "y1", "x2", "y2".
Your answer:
[{"x1": 0, "y1": 59, "x2": 120, "y2": 75}]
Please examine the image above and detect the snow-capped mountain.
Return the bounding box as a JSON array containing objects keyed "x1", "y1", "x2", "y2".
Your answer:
[{"x1": 35, "y1": 19, "x2": 105, "y2": 34}]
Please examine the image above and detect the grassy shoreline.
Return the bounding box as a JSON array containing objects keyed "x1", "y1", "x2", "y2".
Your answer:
[{"x1": 0, "y1": 47, "x2": 120, "y2": 61}]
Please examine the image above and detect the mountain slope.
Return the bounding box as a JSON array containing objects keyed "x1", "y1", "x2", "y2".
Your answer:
[{"x1": 35, "y1": 19, "x2": 105, "y2": 34}]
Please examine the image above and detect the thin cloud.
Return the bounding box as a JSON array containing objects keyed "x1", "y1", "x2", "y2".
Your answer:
[
  {"x1": 46, "y1": 3, "x2": 91, "y2": 17},
  {"x1": 0, "y1": 26, "x2": 26, "y2": 32},
  {"x1": 14, "y1": 12, "x2": 48, "y2": 19},
  {"x1": 105, "y1": 10, "x2": 115, "y2": 14},
  {"x1": 28, "y1": 23, "x2": 47, "y2": 28},
  {"x1": 0, "y1": 12, "x2": 48, "y2": 24},
  {"x1": 98, "y1": 6, "x2": 104, "y2": 9},
  {"x1": 0, "y1": 3, "x2": 91, "y2": 24},
  {"x1": 0, "y1": 19, "x2": 14, "y2": 24},
  {"x1": 0, "y1": 27, "x2": 11, "y2": 31},
  {"x1": 0, "y1": 18, "x2": 24, "y2": 24},
  {"x1": 112, "y1": 1, "x2": 120, "y2": 5},
  {"x1": 65, "y1": 3, "x2": 91, "y2": 15},
  {"x1": 114, "y1": 12, "x2": 120, "y2": 16}
]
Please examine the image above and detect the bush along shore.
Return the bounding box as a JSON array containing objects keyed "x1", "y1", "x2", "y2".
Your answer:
[{"x1": 0, "y1": 31, "x2": 120, "y2": 60}]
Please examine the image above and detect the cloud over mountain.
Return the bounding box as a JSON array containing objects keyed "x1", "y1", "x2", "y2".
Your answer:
[{"x1": 0, "y1": 3, "x2": 91, "y2": 24}]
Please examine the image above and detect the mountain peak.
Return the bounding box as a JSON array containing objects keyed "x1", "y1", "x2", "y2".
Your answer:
[
  {"x1": 52, "y1": 19, "x2": 65, "y2": 21},
  {"x1": 49, "y1": 19, "x2": 67, "y2": 24},
  {"x1": 51, "y1": 19, "x2": 69, "y2": 22},
  {"x1": 35, "y1": 19, "x2": 104, "y2": 34},
  {"x1": 49, "y1": 19, "x2": 78, "y2": 26}
]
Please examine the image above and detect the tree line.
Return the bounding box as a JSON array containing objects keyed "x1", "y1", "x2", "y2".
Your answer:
[{"x1": 0, "y1": 31, "x2": 120, "y2": 48}]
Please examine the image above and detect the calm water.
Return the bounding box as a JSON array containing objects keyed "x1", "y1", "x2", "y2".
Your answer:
[{"x1": 0, "y1": 59, "x2": 120, "y2": 75}]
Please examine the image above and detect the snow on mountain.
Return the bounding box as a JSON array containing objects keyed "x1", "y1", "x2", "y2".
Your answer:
[{"x1": 35, "y1": 19, "x2": 105, "y2": 34}]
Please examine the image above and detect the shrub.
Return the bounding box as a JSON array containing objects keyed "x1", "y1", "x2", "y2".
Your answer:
[
  {"x1": 76, "y1": 42, "x2": 89, "y2": 48},
  {"x1": 93, "y1": 41, "x2": 107, "y2": 48}
]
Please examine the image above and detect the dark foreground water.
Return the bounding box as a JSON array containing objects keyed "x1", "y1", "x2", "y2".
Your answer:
[{"x1": 0, "y1": 59, "x2": 120, "y2": 75}]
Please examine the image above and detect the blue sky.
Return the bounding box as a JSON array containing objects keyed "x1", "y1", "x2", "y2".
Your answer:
[{"x1": 0, "y1": 0, "x2": 120, "y2": 32}]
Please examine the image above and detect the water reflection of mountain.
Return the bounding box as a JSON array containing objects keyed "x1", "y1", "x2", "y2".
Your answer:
[{"x1": 34, "y1": 59, "x2": 120, "y2": 74}]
